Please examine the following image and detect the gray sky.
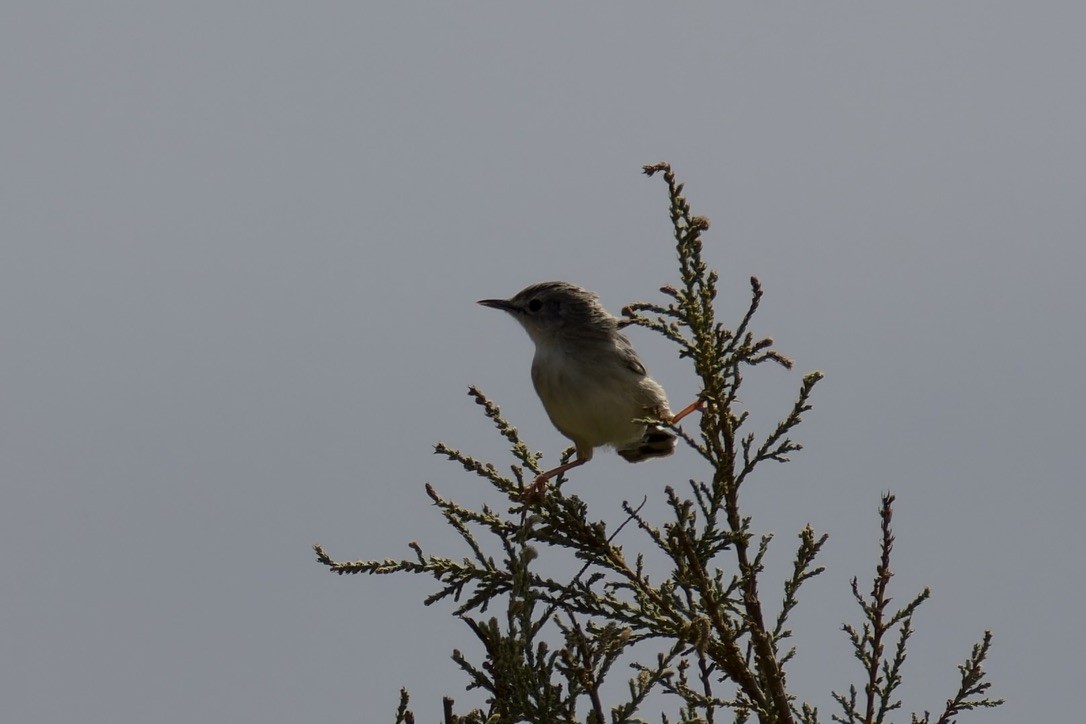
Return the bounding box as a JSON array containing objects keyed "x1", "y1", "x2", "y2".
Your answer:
[{"x1": 2, "y1": 3, "x2": 1083, "y2": 722}]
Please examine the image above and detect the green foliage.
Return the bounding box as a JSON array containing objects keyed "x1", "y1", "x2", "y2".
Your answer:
[
  {"x1": 827, "y1": 494, "x2": 1003, "y2": 724},
  {"x1": 314, "y1": 164, "x2": 1002, "y2": 724}
]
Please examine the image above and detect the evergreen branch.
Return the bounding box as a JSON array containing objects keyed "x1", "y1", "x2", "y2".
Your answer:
[
  {"x1": 621, "y1": 642, "x2": 687, "y2": 723},
  {"x1": 724, "y1": 277, "x2": 767, "y2": 363},
  {"x1": 736, "y1": 372, "x2": 823, "y2": 488},
  {"x1": 425, "y1": 483, "x2": 512, "y2": 568},
  {"x1": 671, "y1": 521, "x2": 769, "y2": 711},
  {"x1": 467, "y1": 386, "x2": 544, "y2": 473},
  {"x1": 831, "y1": 494, "x2": 995, "y2": 724},
  {"x1": 434, "y1": 442, "x2": 519, "y2": 494},
  {"x1": 528, "y1": 496, "x2": 650, "y2": 639},
  {"x1": 773, "y1": 526, "x2": 829, "y2": 647},
  {"x1": 394, "y1": 688, "x2": 415, "y2": 724},
  {"x1": 912, "y1": 631, "x2": 1004, "y2": 724},
  {"x1": 797, "y1": 703, "x2": 820, "y2": 724},
  {"x1": 831, "y1": 686, "x2": 861, "y2": 724}
]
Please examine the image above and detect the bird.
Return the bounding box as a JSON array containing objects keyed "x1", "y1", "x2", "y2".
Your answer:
[{"x1": 478, "y1": 281, "x2": 700, "y2": 490}]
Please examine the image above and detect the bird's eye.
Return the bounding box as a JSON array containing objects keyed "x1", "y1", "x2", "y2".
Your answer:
[{"x1": 528, "y1": 299, "x2": 542, "y2": 312}]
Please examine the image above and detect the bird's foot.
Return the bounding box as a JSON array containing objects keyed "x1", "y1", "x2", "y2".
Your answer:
[
  {"x1": 524, "y1": 458, "x2": 587, "y2": 501},
  {"x1": 524, "y1": 475, "x2": 550, "y2": 502},
  {"x1": 671, "y1": 397, "x2": 706, "y2": 424}
]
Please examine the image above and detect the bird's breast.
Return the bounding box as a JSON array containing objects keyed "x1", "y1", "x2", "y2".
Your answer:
[{"x1": 530, "y1": 345, "x2": 663, "y2": 449}]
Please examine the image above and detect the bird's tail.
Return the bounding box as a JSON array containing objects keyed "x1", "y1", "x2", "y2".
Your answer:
[{"x1": 616, "y1": 425, "x2": 677, "y2": 463}]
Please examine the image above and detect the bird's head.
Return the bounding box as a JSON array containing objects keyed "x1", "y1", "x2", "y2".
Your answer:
[{"x1": 478, "y1": 281, "x2": 615, "y2": 346}]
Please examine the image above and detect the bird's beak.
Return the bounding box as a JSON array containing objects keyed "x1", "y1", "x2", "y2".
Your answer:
[{"x1": 477, "y1": 298, "x2": 519, "y2": 313}]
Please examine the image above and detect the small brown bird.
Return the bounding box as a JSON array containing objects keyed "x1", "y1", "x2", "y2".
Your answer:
[{"x1": 479, "y1": 281, "x2": 700, "y2": 488}]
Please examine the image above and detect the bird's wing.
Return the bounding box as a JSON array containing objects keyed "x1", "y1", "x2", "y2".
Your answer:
[{"x1": 615, "y1": 333, "x2": 647, "y2": 376}]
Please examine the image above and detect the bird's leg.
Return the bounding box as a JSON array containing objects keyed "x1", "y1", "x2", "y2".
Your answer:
[
  {"x1": 670, "y1": 397, "x2": 705, "y2": 424},
  {"x1": 527, "y1": 457, "x2": 587, "y2": 496}
]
